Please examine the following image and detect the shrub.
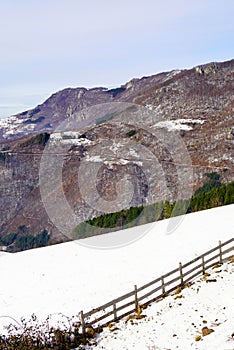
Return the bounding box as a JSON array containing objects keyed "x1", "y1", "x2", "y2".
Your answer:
[
  {"x1": 126, "y1": 129, "x2": 136, "y2": 137},
  {"x1": 194, "y1": 172, "x2": 221, "y2": 196},
  {"x1": 0, "y1": 152, "x2": 8, "y2": 162},
  {"x1": 20, "y1": 133, "x2": 50, "y2": 147},
  {"x1": 0, "y1": 313, "x2": 94, "y2": 349},
  {"x1": 204, "y1": 172, "x2": 220, "y2": 181},
  {"x1": 14, "y1": 230, "x2": 50, "y2": 251},
  {"x1": 0, "y1": 233, "x2": 17, "y2": 246},
  {"x1": 15, "y1": 235, "x2": 35, "y2": 250}
]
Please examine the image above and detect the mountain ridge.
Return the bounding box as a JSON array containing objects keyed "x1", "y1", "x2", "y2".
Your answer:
[
  {"x1": 1, "y1": 58, "x2": 233, "y2": 143},
  {"x1": 0, "y1": 58, "x2": 233, "y2": 244}
]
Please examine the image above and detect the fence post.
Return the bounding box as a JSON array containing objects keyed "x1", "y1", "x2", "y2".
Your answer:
[
  {"x1": 113, "y1": 303, "x2": 117, "y2": 321},
  {"x1": 219, "y1": 241, "x2": 223, "y2": 264},
  {"x1": 202, "y1": 255, "x2": 205, "y2": 275},
  {"x1": 134, "y1": 285, "x2": 138, "y2": 311},
  {"x1": 179, "y1": 262, "x2": 184, "y2": 286},
  {"x1": 161, "y1": 276, "x2": 165, "y2": 294},
  {"x1": 80, "y1": 310, "x2": 86, "y2": 335}
]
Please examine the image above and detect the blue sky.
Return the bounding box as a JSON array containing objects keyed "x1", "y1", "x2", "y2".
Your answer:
[{"x1": 0, "y1": 0, "x2": 233, "y2": 118}]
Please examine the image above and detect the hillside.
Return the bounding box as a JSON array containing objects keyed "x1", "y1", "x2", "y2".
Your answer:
[
  {"x1": 0, "y1": 58, "x2": 233, "y2": 243},
  {"x1": 82, "y1": 259, "x2": 234, "y2": 350},
  {"x1": 0, "y1": 205, "x2": 233, "y2": 336}
]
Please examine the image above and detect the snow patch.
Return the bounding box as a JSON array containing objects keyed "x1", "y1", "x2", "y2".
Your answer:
[
  {"x1": 0, "y1": 115, "x2": 26, "y2": 137},
  {"x1": 155, "y1": 118, "x2": 205, "y2": 131},
  {"x1": 165, "y1": 69, "x2": 182, "y2": 80},
  {"x1": 85, "y1": 155, "x2": 103, "y2": 162},
  {"x1": 145, "y1": 104, "x2": 154, "y2": 111},
  {"x1": 86, "y1": 155, "x2": 142, "y2": 166},
  {"x1": 50, "y1": 132, "x2": 92, "y2": 146}
]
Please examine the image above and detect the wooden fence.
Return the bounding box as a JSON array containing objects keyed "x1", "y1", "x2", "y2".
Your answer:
[{"x1": 79, "y1": 238, "x2": 234, "y2": 334}]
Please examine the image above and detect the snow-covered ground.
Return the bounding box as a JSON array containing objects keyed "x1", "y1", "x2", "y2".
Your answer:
[
  {"x1": 0, "y1": 114, "x2": 39, "y2": 137},
  {"x1": 154, "y1": 118, "x2": 205, "y2": 131},
  {"x1": 50, "y1": 131, "x2": 93, "y2": 146},
  {"x1": 84, "y1": 259, "x2": 234, "y2": 350},
  {"x1": 0, "y1": 204, "x2": 233, "y2": 345}
]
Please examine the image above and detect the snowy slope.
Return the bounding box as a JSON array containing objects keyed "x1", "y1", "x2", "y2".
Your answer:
[
  {"x1": 0, "y1": 204, "x2": 233, "y2": 338},
  {"x1": 83, "y1": 260, "x2": 234, "y2": 350}
]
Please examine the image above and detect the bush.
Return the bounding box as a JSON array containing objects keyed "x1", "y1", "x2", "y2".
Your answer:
[
  {"x1": 0, "y1": 152, "x2": 8, "y2": 163},
  {"x1": 204, "y1": 171, "x2": 220, "y2": 181},
  {"x1": 194, "y1": 172, "x2": 221, "y2": 196},
  {"x1": 194, "y1": 180, "x2": 221, "y2": 196},
  {"x1": 15, "y1": 235, "x2": 35, "y2": 250},
  {"x1": 0, "y1": 233, "x2": 17, "y2": 246},
  {"x1": 0, "y1": 313, "x2": 94, "y2": 349},
  {"x1": 35, "y1": 229, "x2": 50, "y2": 247},
  {"x1": 126, "y1": 129, "x2": 136, "y2": 137},
  {"x1": 21, "y1": 133, "x2": 50, "y2": 147},
  {"x1": 14, "y1": 230, "x2": 50, "y2": 251}
]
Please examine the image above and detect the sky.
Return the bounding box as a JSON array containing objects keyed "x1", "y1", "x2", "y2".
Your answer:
[{"x1": 0, "y1": 0, "x2": 233, "y2": 118}]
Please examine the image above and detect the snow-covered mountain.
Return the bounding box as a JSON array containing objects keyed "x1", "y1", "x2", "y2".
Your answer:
[{"x1": 0, "y1": 204, "x2": 233, "y2": 349}]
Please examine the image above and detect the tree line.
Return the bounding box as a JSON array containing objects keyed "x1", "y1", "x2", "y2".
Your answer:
[
  {"x1": 0, "y1": 229, "x2": 50, "y2": 252},
  {"x1": 1, "y1": 173, "x2": 233, "y2": 249},
  {"x1": 73, "y1": 179, "x2": 234, "y2": 239}
]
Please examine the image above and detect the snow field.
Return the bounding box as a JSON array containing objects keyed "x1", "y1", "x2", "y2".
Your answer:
[
  {"x1": 0, "y1": 204, "x2": 233, "y2": 344},
  {"x1": 82, "y1": 259, "x2": 234, "y2": 350}
]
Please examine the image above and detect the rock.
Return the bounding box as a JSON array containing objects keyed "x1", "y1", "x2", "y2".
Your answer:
[
  {"x1": 202, "y1": 327, "x2": 214, "y2": 336},
  {"x1": 195, "y1": 63, "x2": 219, "y2": 75},
  {"x1": 195, "y1": 335, "x2": 202, "y2": 341},
  {"x1": 206, "y1": 279, "x2": 217, "y2": 283}
]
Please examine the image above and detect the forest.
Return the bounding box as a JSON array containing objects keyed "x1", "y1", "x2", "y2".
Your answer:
[
  {"x1": 73, "y1": 175, "x2": 234, "y2": 239},
  {"x1": 1, "y1": 173, "x2": 233, "y2": 250}
]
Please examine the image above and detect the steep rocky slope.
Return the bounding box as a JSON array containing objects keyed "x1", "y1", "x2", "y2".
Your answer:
[{"x1": 0, "y1": 59, "x2": 233, "y2": 244}]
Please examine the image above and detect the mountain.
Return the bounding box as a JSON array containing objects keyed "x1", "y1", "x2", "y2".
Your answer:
[
  {"x1": 0, "y1": 59, "x2": 233, "y2": 245},
  {"x1": 0, "y1": 70, "x2": 185, "y2": 141},
  {"x1": 1, "y1": 59, "x2": 233, "y2": 143}
]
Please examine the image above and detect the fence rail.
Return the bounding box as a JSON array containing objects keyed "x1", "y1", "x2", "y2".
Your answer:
[{"x1": 79, "y1": 238, "x2": 234, "y2": 333}]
